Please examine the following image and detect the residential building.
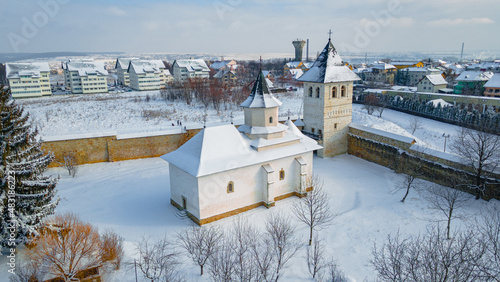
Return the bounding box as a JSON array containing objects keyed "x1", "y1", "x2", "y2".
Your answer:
[
  {"x1": 115, "y1": 58, "x2": 139, "y2": 86},
  {"x1": 284, "y1": 61, "x2": 313, "y2": 73},
  {"x1": 128, "y1": 60, "x2": 165, "y2": 91},
  {"x1": 416, "y1": 74, "x2": 448, "y2": 93},
  {"x1": 213, "y1": 70, "x2": 237, "y2": 85},
  {"x1": 6, "y1": 62, "x2": 52, "y2": 98},
  {"x1": 398, "y1": 67, "x2": 442, "y2": 86},
  {"x1": 454, "y1": 71, "x2": 494, "y2": 95},
  {"x1": 162, "y1": 71, "x2": 321, "y2": 225},
  {"x1": 209, "y1": 60, "x2": 237, "y2": 72},
  {"x1": 172, "y1": 59, "x2": 210, "y2": 81},
  {"x1": 363, "y1": 63, "x2": 397, "y2": 84},
  {"x1": 298, "y1": 38, "x2": 360, "y2": 157},
  {"x1": 262, "y1": 71, "x2": 274, "y2": 80},
  {"x1": 483, "y1": 73, "x2": 500, "y2": 97},
  {"x1": 63, "y1": 59, "x2": 108, "y2": 94}
]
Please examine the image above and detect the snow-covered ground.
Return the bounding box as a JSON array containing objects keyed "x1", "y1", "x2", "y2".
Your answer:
[
  {"x1": 1, "y1": 155, "x2": 497, "y2": 281},
  {"x1": 18, "y1": 90, "x2": 304, "y2": 139}
]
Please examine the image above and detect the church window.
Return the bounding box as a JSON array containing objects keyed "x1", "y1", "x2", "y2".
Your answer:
[
  {"x1": 334, "y1": 123, "x2": 338, "y2": 129},
  {"x1": 311, "y1": 128, "x2": 315, "y2": 133},
  {"x1": 316, "y1": 87, "x2": 320, "y2": 98},
  {"x1": 269, "y1": 116, "x2": 273, "y2": 124},
  {"x1": 341, "y1": 86, "x2": 346, "y2": 97},
  {"x1": 309, "y1": 87, "x2": 313, "y2": 97},
  {"x1": 332, "y1": 86, "x2": 337, "y2": 98},
  {"x1": 227, "y1": 181, "x2": 234, "y2": 193},
  {"x1": 279, "y1": 169, "x2": 285, "y2": 180}
]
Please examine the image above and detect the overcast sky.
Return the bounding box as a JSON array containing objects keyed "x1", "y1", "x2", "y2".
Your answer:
[{"x1": 1, "y1": 0, "x2": 498, "y2": 56}]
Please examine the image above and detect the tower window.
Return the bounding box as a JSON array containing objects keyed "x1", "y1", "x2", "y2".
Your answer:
[
  {"x1": 316, "y1": 87, "x2": 320, "y2": 98},
  {"x1": 309, "y1": 87, "x2": 313, "y2": 97},
  {"x1": 334, "y1": 123, "x2": 338, "y2": 129},
  {"x1": 269, "y1": 116, "x2": 273, "y2": 124},
  {"x1": 332, "y1": 86, "x2": 337, "y2": 98},
  {"x1": 341, "y1": 86, "x2": 346, "y2": 97},
  {"x1": 227, "y1": 181, "x2": 234, "y2": 193},
  {"x1": 311, "y1": 128, "x2": 315, "y2": 133},
  {"x1": 279, "y1": 169, "x2": 285, "y2": 180}
]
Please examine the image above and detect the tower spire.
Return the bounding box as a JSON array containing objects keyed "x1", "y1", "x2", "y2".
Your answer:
[{"x1": 328, "y1": 29, "x2": 333, "y2": 41}]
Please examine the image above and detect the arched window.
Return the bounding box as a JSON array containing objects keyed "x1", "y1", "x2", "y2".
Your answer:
[
  {"x1": 308, "y1": 87, "x2": 313, "y2": 97},
  {"x1": 316, "y1": 87, "x2": 320, "y2": 98},
  {"x1": 227, "y1": 181, "x2": 234, "y2": 193},
  {"x1": 279, "y1": 169, "x2": 285, "y2": 180},
  {"x1": 332, "y1": 86, "x2": 337, "y2": 98},
  {"x1": 341, "y1": 85, "x2": 346, "y2": 97},
  {"x1": 269, "y1": 116, "x2": 273, "y2": 124}
]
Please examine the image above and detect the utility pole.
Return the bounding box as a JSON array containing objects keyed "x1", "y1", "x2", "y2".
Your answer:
[{"x1": 442, "y1": 133, "x2": 450, "y2": 152}]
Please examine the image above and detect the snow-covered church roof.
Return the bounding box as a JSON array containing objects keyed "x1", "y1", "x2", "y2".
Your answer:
[
  {"x1": 161, "y1": 120, "x2": 321, "y2": 177},
  {"x1": 298, "y1": 39, "x2": 360, "y2": 83},
  {"x1": 240, "y1": 71, "x2": 281, "y2": 108}
]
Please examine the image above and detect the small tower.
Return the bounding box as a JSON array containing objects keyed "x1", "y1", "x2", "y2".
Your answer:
[
  {"x1": 292, "y1": 39, "x2": 306, "y2": 62},
  {"x1": 238, "y1": 71, "x2": 287, "y2": 140},
  {"x1": 298, "y1": 37, "x2": 360, "y2": 157}
]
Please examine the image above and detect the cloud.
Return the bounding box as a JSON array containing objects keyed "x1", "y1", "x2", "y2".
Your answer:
[
  {"x1": 108, "y1": 7, "x2": 127, "y2": 17},
  {"x1": 428, "y1": 17, "x2": 494, "y2": 26}
]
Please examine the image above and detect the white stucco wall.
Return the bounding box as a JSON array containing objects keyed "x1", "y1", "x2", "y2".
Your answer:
[
  {"x1": 195, "y1": 152, "x2": 314, "y2": 221},
  {"x1": 169, "y1": 164, "x2": 201, "y2": 219}
]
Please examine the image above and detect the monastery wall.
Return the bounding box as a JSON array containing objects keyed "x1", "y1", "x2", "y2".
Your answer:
[
  {"x1": 347, "y1": 125, "x2": 500, "y2": 200},
  {"x1": 42, "y1": 128, "x2": 201, "y2": 168}
]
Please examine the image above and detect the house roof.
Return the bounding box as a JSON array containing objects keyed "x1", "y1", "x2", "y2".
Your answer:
[
  {"x1": 64, "y1": 60, "x2": 108, "y2": 76},
  {"x1": 298, "y1": 39, "x2": 360, "y2": 83},
  {"x1": 391, "y1": 61, "x2": 421, "y2": 66},
  {"x1": 115, "y1": 58, "x2": 139, "y2": 70},
  {"x1": 423, "y1": 74, "x2": 447, "y2": 85},
  {"x1": 213, "y1": 69, "x2": 236, "y2": 79},
  {"x1": 240, "y1": 71, "x2": 281, "y2": 108},
  {"x1": 128, "y1": 60, "x2": 164, "y2": 74},
  {"x1": 174, "y1": 59, "x2": 209, "y2": 72},
  {"x1": 288, "y1": 69, "x2": 303, "y2": 79},
  {"x1": 372, "y1": 63, "x2": 396, "y2": 70},
  {"x1": 6, "y1": 62, "x2": 50, "y2": 79},
  {"x1": 484, "y1": 73, "x2": 500, "y2": 88},
  {"x1": 456, "y1": 71, "x2": 494, "y2": 82},
  {"x1": 285, "y1": 61, "x2": 302, "y2": 68},
  {"x1": 161, "y1": 120, "x2": 321, "y2": 177},
  {"x1": 209, "y1": 60, "x2": 236, "y2": 70}
]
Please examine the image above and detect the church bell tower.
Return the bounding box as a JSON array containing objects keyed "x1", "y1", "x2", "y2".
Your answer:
[{"x1": 298, "y1": 36, "x2": 360, "y2": 158}]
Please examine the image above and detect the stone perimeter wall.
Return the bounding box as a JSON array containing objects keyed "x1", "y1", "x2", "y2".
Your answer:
[
  {"x1": 348, "y1": 126, "x2": 500, "y2": 200},
  {"x1": 42, "y1": 129, "x2": 201, "y2": 168}
]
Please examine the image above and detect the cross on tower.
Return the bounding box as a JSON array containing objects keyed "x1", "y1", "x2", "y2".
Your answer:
[
  {"x1": 259, "y1": 56, "x2": 262, "y2": 71},
  {"x1": 328, "y1": 29, "x2": 333, "y2": 41}
]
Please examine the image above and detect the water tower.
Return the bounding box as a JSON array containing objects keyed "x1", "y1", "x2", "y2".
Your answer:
[{"x1": 292, "y1": 39, "x2": 306, "y2": 62}]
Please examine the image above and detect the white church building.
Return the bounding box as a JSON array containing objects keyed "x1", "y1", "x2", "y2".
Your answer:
[{"x1": 162, "y1": 71, "x2": 321, "y2": 225}]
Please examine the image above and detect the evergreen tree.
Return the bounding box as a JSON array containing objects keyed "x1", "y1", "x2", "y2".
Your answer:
[{"x1": 0, "y1": 86, "x2": 58, "y2": 247}]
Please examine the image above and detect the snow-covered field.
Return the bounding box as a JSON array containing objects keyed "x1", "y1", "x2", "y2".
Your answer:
[{"x1": 1, "y1": 155, "x2": 497, "y2": 281}]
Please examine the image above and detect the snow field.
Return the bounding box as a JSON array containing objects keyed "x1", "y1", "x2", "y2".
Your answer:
[{"x1": 0, "y1": 154, "x2": 495, "y2": 281}]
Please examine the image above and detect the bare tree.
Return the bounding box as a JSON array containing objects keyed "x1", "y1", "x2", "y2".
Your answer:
[
  {"x1": 371, "y1": 226, "x2": 485, "y2": 281},
  {"x1": 250, "y1": 232, "x2": 275, "y2": 282},
  {"x1": 363, "y1": 93, "x2": 379, "y2": 115},
  {"x1": 306, "y1": 236, "x2": 328, "y2": 280},
  {"x1": 136, "y1": 235, "x2": 184, "y2": 281},
  {"x1": 408, "y1": 116, "x2": 423, "y2": 135},
  {"x1": 324, "y1": 260, "x2": 348, "y2": 282},
  {"x1": 476, "y1": 206, "x2": 500, "y2": 280},
  {"x1": 265, "y1": 213, "x2": 301, "y2": 282},
  {"x1": 9, "y1": 258, "x2": 46, "y2": 282},
  {"x1": 25, "y1": 213, "x2": 102, "y2": 282},
  {"x1": 177, "y1": 225, "x2": 222, "y2": 275},
  {"x1": 392, "y1": 157, "x2": 423, "y2": 203},
  {"x1": 230, "y1": 218, "x2": 258, "y2": 281},
  {"x1": 58, "y1": 151, "x2": 79, "y2": 177},
  {"x1": 207, "y1": 236, "x2": 236, "y2": 282},
  {"x1": 423, "y1": 184, "x2": 471, "y2": 239},
  {"x1": 293, "y1": 176, "x2": 335, "y2": 245},
  {"x1": 100, "y1": 229, "x2": 124, "y2": 270},
  {"x1": 452, "y1": 126, "x2": 500, "y2": 199}
]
